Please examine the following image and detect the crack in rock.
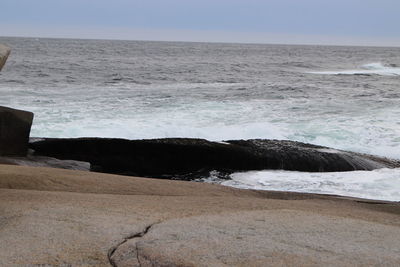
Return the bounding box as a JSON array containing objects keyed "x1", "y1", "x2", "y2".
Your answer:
[{"x1": 108, "y1": 224, "x2": 154, "y2": 267}]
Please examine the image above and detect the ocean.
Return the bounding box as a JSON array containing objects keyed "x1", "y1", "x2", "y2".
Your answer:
[{"x1": 1, "y1": 36, "x2": 400, "y2": 201}]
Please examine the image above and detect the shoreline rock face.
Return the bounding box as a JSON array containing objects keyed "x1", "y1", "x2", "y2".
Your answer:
[
  {"x1": 0, "y1": 44, "x2": 11, "y2": 71},
  {"x1": 29, "y1": 137, "x2": 400, "y2": 179},
  {"x1": 0, "y1": 106, "x2": 34, "y2": 156}
]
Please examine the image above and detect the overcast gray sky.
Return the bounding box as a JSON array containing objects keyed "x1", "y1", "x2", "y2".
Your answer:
[{"x1": 1, "y1": 0, "x2": 400, "y2": 46}]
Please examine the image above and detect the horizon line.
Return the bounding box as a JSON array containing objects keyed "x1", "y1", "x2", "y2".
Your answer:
[{"x1": 2, "y1": 34, "x2": 400, "y2": 49}]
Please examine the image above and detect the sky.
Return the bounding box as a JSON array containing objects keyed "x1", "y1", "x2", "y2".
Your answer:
[{"x1": 1, "y1": 0, "x2": 400, "y2": 46}]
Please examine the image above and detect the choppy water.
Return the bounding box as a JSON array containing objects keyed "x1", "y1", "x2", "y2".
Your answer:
[
  {"x1": 200, "y1": 168, "x2": 400, "y2": 202},
  {"x1": 1, "y1": 37, "x2": 400, "y2": 200}
]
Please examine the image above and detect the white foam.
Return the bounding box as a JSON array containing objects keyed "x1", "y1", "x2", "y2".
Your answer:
[
  {"x1": 220, "y1": 168, "x2": 400, "y2": 202},
  {"x1": 362, "y1": 62, "x2": 388, "y2": 70},
  {"x1": 309, "y1": 62, "x2": 400, "y2": 76},
  {"x1": 30, "y1": 118, "x2": 288, "y2": 142},
  {"x1": 10, "y1": 91, "x2": 397, "y2": 160},
  {"x1": 315, "y1": 148, "x2": 341, "y2": 154},
  {"x1": 216, "y1": 141, "x2": 231, "y2": 145}
]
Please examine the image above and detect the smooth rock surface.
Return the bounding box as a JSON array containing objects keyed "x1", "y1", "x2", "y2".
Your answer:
[
  {"x1": 0, "y1": 165, "x2": 399, "y2": 266},
  {"x1": 29, "y1": 137, "x2": 400, "y2": 179},
  {"x1": 0, "y1": 44, "x2": 11, "y2": 71},
  {"x1": 0, "y1": 106, "x2": 34, "y2": 156},
  {"x1": 113, "y1": 210, "x2": 400, "y2": 266}
]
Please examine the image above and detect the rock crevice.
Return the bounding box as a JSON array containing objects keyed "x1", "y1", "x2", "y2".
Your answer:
[{"x1": 108, "y1": 224, "x2": 154, "y2": 267}]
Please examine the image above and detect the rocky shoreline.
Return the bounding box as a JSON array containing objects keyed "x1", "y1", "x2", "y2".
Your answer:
[
  {"x1": 1, "y1": 44, "x2": 400, "y2": 266},
  {"x1": 1, "y1": 110, "x2": 399, "y2": 266},
  {"x1": 1, "y1": 103, "x2": 399, "y2": 183},
  {"x1": 1, "y1": 48, "x2": 399, "y2": 180}
]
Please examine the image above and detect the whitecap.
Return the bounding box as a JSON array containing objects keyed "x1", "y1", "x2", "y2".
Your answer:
[{"x1": 308, "y1": 62, "x2": 400, "y2": 76}]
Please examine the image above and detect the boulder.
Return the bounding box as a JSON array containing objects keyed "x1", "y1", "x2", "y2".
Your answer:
[
  {"x1": 0, "y1": 44, "x2": 11, "y2": 71},
  {"x1": 29, "y1": 137, "x2": 400, "y2": 179},
  {"x1": 0, "y1": 106, "x2": 34, "y2": 156}
]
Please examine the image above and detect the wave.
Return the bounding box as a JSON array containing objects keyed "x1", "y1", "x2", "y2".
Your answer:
[
  {"x1": 215, "y1": 168, "x2": 400, "y2": 202},
  {"x1": 308, "y1": 62, "x2": 400, "y2": 76},
  {"x1": 1, "y1": 79, "x2": 26, "y2": 84},
  {"x1": 29, "y1": 120, "x2": 288, "y2": 144}
]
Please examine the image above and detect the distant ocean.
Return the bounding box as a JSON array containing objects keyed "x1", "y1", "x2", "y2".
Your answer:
[{"x1": 1, "y1": 37, "x2": 400, "y2": 201}]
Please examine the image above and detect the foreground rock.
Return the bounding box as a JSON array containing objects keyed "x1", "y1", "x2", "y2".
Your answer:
[
  {"x1": 112, "y1": 210, "x2": 400, "y2": 266},
  {"x1": 0, "y1": 165, "x2": 399, "y2": 266},
  {"x1": 30, "y1": 138, "x2": 400, "y2": 179},
  {"x1": 0, "y1": 44, "x2": 11, "y2": 71},
  {"x1": 0, "y1": 106, "x2": 34, "y2": 156}
]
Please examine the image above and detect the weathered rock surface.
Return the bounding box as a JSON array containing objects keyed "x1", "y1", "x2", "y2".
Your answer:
[
  {"x1": 1, "y1": 165, "x2": 399, "y2": 266},
  {"x1": 29, "y1": 137, "x2": 400, "y2": 179},
  {"x1": 111, "y1": 210, "x2": 400, "y2": 267},
  {"x1": 0, "y1": 44, "x2": 11, "y2": 71},
  {"x1": 0, "y1": 106, "x2": 34, "y2": 156}
]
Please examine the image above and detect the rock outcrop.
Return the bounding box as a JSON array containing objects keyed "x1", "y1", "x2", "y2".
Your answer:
[
  {"x1": 0, "y1": 106, "x2": 34, "y2": 156},
  {"x1": 0, "y1": 154, "x2": 90, "y2": 171},
  {"x1": 0, "y1": 44, "x2": 11, "y2": 71},
  {"x1": 1, "y1": 165, "x2": 399, "y2": 266},
  {"x1": 29, "y1": 137, "x2": 400, "y2": 179}
]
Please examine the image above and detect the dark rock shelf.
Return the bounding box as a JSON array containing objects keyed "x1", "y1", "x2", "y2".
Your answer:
[{"x1": 29, "y1": 137, "x2": 400, "y2": 180}]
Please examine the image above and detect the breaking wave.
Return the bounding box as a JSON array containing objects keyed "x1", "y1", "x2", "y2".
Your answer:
[
  {"x1": 309, "y1": 62, "x2": 400, "y2": 76},
  {"x1": 213, "y1": 168, "x2": 400, "y2": 202}
]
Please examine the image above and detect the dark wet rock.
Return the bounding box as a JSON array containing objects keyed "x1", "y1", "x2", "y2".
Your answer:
[
  {"x1": 225, "y1": 139, "x2": 399, "y2": 172},
  {"x1": 29, "y1": 138, "x2": 400, "y2": 180},
  {"x1": 0, "y1": 106, "x2": 34, "y2": 156},
  {"x1": 30, "y1": 138, "x2": 252, "y2": 178},
  {"x1": 0, "y1": 44, "x2": 11, "y2": 71}
]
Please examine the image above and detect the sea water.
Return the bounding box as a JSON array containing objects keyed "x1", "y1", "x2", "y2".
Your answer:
[{"x1": 1, "y1": 37, "x2": 399, "y2": 201}]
